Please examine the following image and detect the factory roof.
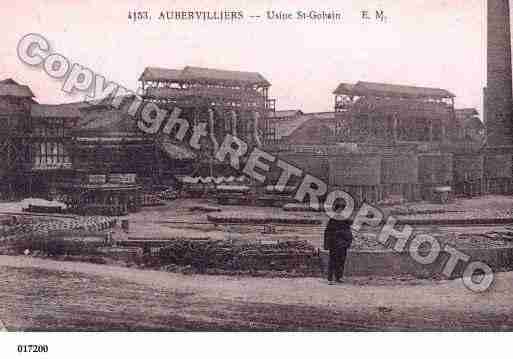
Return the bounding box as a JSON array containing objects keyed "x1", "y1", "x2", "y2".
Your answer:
[
  {"x1": 139, "y1": 66, "x2": 270, "y2": 86},
  {"x1": 334, "y1": 81, "x2": 455, "y2": 98},
  {"x1": 269, "y1": 110, "x2": 304, "y2": 119},
  {"x1": 271, "y1": 112, "x2": 336, "y2": 139},
  {"x1": 0, "y1": 78, "x2": 34, "y2": 98}
]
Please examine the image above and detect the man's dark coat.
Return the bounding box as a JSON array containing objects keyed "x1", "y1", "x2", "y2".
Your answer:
[{"x1": 323, "y1": 218, "x2": 353, "y2": 251}]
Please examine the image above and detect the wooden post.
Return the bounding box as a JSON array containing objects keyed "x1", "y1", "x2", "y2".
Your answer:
[{"x1": 393, "y1": 114, "x2": 398, "y2": 142}]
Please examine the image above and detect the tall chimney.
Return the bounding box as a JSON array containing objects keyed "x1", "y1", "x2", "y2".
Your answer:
[{"x1": 486, "y1": 0, "x2": 513, "y2": 146}]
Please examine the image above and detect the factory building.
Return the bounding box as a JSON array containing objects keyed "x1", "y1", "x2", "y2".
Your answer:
[
  {"x1": 0, "y1": 66, "x2": 277, "y2": 212},
  {"x1": 1, "y1": 0, "x2": 512, "y2": 211}
]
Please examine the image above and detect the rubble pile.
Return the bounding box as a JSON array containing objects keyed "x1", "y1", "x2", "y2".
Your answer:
[
  {"x1": 482, "y1": 226, "x2": 513, "y2": 242},
  {"x1": 150, "y1": 238, "x2": 321, "y2": 274},
  {"x1": 159, "y1": 189, "x2": 179, "y2": 201},
  {"x1": 1, "y1": 216, "x2": 117, "y2": 241}
]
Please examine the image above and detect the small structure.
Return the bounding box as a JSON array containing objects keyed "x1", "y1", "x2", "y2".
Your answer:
[
  {"x1": 432, "y1": 186, "x2": 452, "y2": 204},
  {"x1": 484, "y1": 151, "x2": 513, "y2": 195},
  {"x1": 453, "y1": 153, "x2": 485, "y2": 197},
  {"x1": 267, "y1": 112, "x2": 336, "y2": 146},
  {"x1": 60, "y1": 174, "x2": 142, "y2": 216},
  {"x1": 0, "y1": 79, "x2": 36, "y2": 198},
  {"x1": 454, "y1": 108, "x2": 485, "y2": 142},
  {"x1": 418, "y1": 153, "x2": 454, "y2": 200}
]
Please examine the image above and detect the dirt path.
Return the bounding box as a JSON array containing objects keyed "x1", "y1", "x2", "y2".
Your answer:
[{"x1": 1, "y1": 255, "x2": 513, "y2": 330}]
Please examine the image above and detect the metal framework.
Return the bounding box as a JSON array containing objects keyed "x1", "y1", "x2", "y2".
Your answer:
[
  {"x1": 333, "y1": 81, "x2": 457, "y2": 144},
  {"x1": 139, "y1": 66, "x2": 276, "y2": 176}
]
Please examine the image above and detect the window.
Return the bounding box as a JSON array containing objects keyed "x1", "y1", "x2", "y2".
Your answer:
[{"x1": 34, "y1": 141, "x2": 71, "y2": 168}]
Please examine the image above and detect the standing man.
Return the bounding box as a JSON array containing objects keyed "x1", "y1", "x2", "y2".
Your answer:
[{"x1": 324, "y1": 216, "x2": 353, "y2": 284}]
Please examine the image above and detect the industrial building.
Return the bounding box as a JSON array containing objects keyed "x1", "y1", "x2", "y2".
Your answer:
[
  {"x1": 1, "y1": 0, "x2": 512, "y2": 212},
  {"x1": 0, "y1": 66, "x2": 277, "y2": 213}
]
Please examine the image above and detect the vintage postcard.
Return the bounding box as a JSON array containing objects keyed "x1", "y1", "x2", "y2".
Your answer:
[{"x1": 0, "y1": 0, "x2": 512, "y2": 355}]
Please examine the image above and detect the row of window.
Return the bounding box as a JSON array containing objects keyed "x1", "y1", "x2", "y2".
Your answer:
[{"x1": 33, "y1": 142, "x2": 71, "y2": 166}]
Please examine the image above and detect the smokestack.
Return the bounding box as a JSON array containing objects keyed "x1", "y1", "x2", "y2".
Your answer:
[{"x1": 486, "y1": 0, "x2": 513, "y2": 146}]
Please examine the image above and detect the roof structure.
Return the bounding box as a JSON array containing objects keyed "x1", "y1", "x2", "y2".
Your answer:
[
  {"x1": 0, "y1": 79, "x2": 21, "y2": 85},
  {"x1": 0, "y1": 78, "x2": 34, "y2": 98},
  {"x1": 334, "y1": 81, "x2": 455, "y2": 99},
  {"x1": 455, "y1": 108, "x2": 479, "y2": 118},
  {"x1": 139, "y1": 66, "x2": 270, "y2": 86},
  {"x1": 271, "y1": 112, "x2": 336, "y2": 140},
  {"x1": 76, "y1": 115, "x2": 137, "y2": 134},
  {"x1": 138, "y1": 67, "x2": 182, "y2": 82},
  {"x1": 31, "y1": 103, "x2": 86, "y2": 118},
  {"x1": 455, "y1": 108, "x2": 484, "y2": 130},
  {"x1": 333, "y1": 83, "x2": 355, "y2": 94},
  {"x1": 31, "y1": 95, "x2": 136, "y2": 118},
  {"x1": 269, "y1": 110, "x2": 303, "y2": 119}
]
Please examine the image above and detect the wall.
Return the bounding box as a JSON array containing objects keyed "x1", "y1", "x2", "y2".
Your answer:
[{"x1": 329, "y1": 154, "x2": 381, "y2": 187}]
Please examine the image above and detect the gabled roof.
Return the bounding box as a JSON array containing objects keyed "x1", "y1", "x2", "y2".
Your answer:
[
  {"x1": 269, "y1": 110, "x2": 303, "y2": 119},
  {"x1": 182, "y1": 66, "x2": 270, "y2": 86},
  {"x1": 272, "y1": 116, "x2": 312, "y2": 139},
  {"x1": 75, "y1": 113, "x2": 137, "y2": 133},
  {"x1": 139, "y1": 67, "x2": 182, "y2": 82},
  {"x1": 139, "y1": 66, "x2": 270, "y2": 86},
  {"x1": 333, "y1": 83, "x2": 355, "y2": 94},
  {"x1": 463, "y1": 116, "x2": 485, "y2": 129},
  {"x1": 455, "y1": 108, "x2": 479, "y2": 118},
  {"x1": 334, "y1": 81, "x2": 455, "y2": 98},
  {"x1": 307, "y1": 112, "x2": 336, "y2": 120},
  {"x1": 455, "y1": 108, "x2": 483, "y2": 129},
  {"x1": 271, "y1": 112, "x2": 336, "y2": 139},
  {"x1": 0, "y1": 78, "x2": 21, "y2": 85},
  {"x1": 0, "y1": 78, "x2": 34, "y2": 98}
]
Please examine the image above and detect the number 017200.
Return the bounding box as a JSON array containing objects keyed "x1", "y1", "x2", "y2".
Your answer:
[{"x1": 17, "y1": 345, "x2": 48, "y2": 353}]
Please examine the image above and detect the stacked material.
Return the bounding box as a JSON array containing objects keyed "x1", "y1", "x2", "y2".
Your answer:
[
  {"x1": 483, "y1": 226, "x2": 513, "y2": 241},
  {"x1": 255, "y1": 186, "x2": 298, "y2": 207},
  {"x1": 141, "y1": 193, "x2": 165, "y2": 206},
  {"x1": 216, "y1": 185, "x2": 251, "y2": 193},
  {"x1": 178, "y1": 176, "x2": 247, "y2": 184},
  {"x1": 282, "y1": 203, "x2": 323, "y2": 212},
  {"x1": 215, "y1": 185, "x2": 253, "y2": 205},
  {"x1": 207, "y1": 211, "x2": 322, "y2": 225},
  {"x1": 2, "y1": 216, "x2": 116, "y2": 241},
  {"x1": 159, "y1": 189, "x2": 179, "y2": 201},
  {"x1": 21, "y1": 198, "x2": 68, "y2": 213},
  {"x1": 264, "y1": 186, "x2": 296, "y2": 194},
  {"x1": 153, "y1": 238, "x2": 320, "y2": 273}
]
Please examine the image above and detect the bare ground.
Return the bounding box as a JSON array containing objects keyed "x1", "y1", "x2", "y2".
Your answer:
[{"x1": 1, "y1": 255, "x2": 513, "y2": 331}]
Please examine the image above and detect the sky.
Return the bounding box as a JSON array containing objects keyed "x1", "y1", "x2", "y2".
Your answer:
[{"x1": 0, "y1": 0, "x2": 491, "y2": 116}]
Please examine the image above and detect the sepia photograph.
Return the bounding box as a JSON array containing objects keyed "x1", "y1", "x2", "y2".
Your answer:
[{"x1": 0, "y1": 0, "x2": 513, "y2": 354}]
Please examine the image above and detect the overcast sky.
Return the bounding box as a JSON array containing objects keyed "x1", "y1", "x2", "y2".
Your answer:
[{"x1": 1, "y1": 0, "x2": 492, "y2": 116}]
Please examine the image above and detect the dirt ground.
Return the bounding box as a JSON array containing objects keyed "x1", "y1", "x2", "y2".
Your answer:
[
  {"x1": 0, "y1": 196, "x2": 512, "y2": 331},
  {"x1": 1, "y1": 196, "x2": 512, "y2": 250},
  {"x1": 119, "y1": 196, "x2": 513, "y2": 250},
  {"x1": 1, "y1": 255, "x2": 513, "y2": 331}
]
